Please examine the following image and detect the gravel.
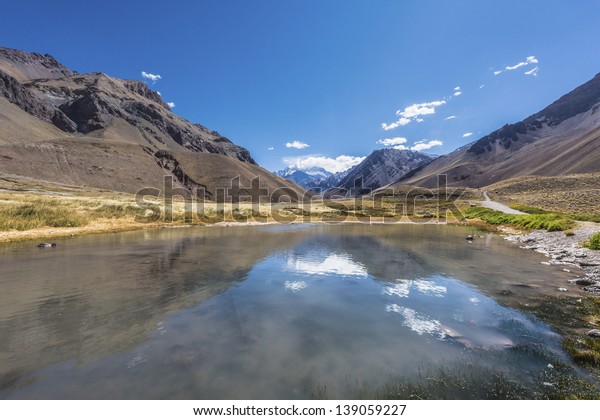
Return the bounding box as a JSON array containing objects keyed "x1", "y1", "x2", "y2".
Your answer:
[{"x1": 505, "y1": 223, "x2": 600, "y2": 294}]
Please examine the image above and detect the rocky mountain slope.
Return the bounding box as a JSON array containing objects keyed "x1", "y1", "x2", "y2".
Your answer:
[
  {"x1": 0, "y1": 46, "x2": 302, "y2": 199},
  {"x1": 393, "y1": 72, "x2": 600, "y2": 188},
  {"x1": 326, "y1": 148, "x2": 433, "y2": 196}
]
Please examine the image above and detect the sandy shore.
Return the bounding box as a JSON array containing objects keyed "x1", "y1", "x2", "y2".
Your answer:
[{"x1": 506, "y1": 223, "x2": 600, "y2": 294}]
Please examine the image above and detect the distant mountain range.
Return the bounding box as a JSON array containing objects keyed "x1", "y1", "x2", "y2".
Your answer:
[
  {"x1": 273, "y1": 166, "x2": 351, "y2": 191},
  {"x1": 275, "y1": 149, "x2": 432, "y2": 196},
  {"x1": 0, "y1": 46, "x2": 303, "y2": 200},
  {"x1": 330, "y1": 149, "x2": 432, "y2": 196}
]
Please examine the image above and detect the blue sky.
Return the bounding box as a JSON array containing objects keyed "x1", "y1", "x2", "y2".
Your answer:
[{"x1": 2, "y1": 0, "x2": 600, "y2": 172}]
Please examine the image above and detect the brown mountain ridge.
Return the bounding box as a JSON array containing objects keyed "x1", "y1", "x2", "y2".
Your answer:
[{"x1": 0, "y1": 46, "x2": 303, "y2": 200}]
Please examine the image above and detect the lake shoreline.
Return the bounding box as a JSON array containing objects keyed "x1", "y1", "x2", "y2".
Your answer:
[{"x1": 505, "y1": 223, "x2": 600, "y2": 295}]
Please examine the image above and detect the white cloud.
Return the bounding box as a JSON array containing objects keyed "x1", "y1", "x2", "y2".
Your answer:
[
  {"x1": 479, "y1": 84, "x2": 485, "y2": 89},
  {"x1": 167, "y1": 102, "x2": 175, "y2": 108},
  {"x1": 382, "y1": 100, "x2": 447, "y2": 130},
  {"x1": 283, "y1": 155, "x2": 365, "y2": 173},
  {"x1": 377, "y1": 137, "x2": 407, "y2": 146},
  {"x1": 380, "y1": 138, "x2": 443, "y2": 152},
  {"x1": 268, "y1": 146, "x2": 274, "y2": 151},
  {"x1": 410, "y1": 139, "x2": 443, "y2": 151},
  {"x1": 494, "y1": 56, "x2": 539, "y2": 76},
  {"x1": 444, "y1": 115, "x2": 456, "y2": 120},
  {"x1": 285, "y1": 140, "x2": 310, "y2": 149},
  {"x1": 454, "y1": 86, "x2": 461, "y2": 91},
  {"x1": 506, "y1": 55, "x2": 538, "y2": 71},
  {"x1": 141, "y1": 71, "x2": 161, "y2": 83},
  {"x1": 157, "y1": 91, "x2": 161, "y2": 96},
  {"x1": 381, "y1": 117, "x2": 411, "y2": 131},
  {"x1": 399, "y1": 100, "x2": 446, "y2": 118},
  {"x1": 453, "y1": 91, "x2": 462, "y2": 96},
  {"x1": 525, "y1": 66, "x2": 540, "y2": 77},
  {"x1": 462, "y1": 132, "x2": 473, "y2": 138}
]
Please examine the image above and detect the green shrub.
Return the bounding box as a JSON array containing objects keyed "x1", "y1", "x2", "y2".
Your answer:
[{"x1": 585, "y1": 232, "x2": 600, "y2": 250}]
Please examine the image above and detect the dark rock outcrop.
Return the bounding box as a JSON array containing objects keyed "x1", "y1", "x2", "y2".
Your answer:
[{"x1": 0, "y1": 70, "x2": 76, "y2": 132}]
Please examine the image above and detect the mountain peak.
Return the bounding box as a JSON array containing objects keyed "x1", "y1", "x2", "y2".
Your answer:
[{"x1": 0, "y1": 46, "x2": 75, "y2": 82}]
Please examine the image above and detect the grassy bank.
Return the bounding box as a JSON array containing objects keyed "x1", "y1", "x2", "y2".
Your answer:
[{"x1": 463, "y1": 206, "x2": 577, "y2": 232}]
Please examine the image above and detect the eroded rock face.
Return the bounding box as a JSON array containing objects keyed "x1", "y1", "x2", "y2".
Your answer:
[
  {"x1": 0, "y1": 70, "x2": 76, "y2": 132},
  {"x1": 122, "y1": 80, "x2": 168, "y2": 110}
]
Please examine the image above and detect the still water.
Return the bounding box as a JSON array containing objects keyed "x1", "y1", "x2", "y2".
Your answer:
[{"x1": 0, "y1": 224, "x2": 588, "y2": 398}]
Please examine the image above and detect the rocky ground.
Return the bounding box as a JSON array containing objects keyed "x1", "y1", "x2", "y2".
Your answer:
[{"x1": 506, "y1": 223, "x2": 600, "y2": 294}]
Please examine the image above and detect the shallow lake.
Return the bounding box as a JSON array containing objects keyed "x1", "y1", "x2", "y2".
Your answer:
[{"x1": 0, "y1": 224, "x2": 591, "y2": 398}]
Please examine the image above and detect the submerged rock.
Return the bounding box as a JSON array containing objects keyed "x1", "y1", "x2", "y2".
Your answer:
[{"x1": 37, "y1": 243, "x2": 57, "y2": 248}]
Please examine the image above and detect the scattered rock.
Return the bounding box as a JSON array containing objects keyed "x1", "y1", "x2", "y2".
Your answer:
[
  {"x1": 37, "y1": 243, "x2": 57, "y2": 248},
  {"x1": 586, "y1": 329, "x2": 600, "y2": 338},
  {"x1": 466, "y1": 234, "x2": 474, "y2": 241},
  {"x1": 557, "y1": 288, "x2": 568, "y2": 292},
  {"x1": 568, "y1": 278, "x2": 596, "y2": 286},
  {"x1": 580, "y1": 261, "x2": 600, "y2": 267}
]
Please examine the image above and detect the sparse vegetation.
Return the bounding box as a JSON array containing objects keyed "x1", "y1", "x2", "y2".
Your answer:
[
  {"x1": 585, "y1": 232, "x2": 600, "y2": 250},
  {"x1": 486, "y1": 173, "x2": 600, "y2": 216}
]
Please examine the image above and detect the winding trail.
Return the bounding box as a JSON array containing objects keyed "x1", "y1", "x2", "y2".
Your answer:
[{"x1": 479, "y1": 191, "x2": 527, "y2": 215}]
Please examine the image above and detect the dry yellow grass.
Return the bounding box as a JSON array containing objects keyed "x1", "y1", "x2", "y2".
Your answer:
[
  {"x1": 0, "y1": 178, "x2": 469, "y2": 242},
  {"x1": 486, "y1": 173, "x2": 600, "y2": 215}
]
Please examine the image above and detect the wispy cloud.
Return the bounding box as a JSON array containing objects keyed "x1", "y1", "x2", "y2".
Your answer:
[
  {"x1": 454, "y1": 91, "x2": 462, "y2": 96},
  {"x1": 506, "y1": 56, "x2": 538, "y2": 71},
  {"x1": 382, "y1": 100, "x2": 447, "y2": 131},
  {"x1": 268, "y1": 146, "x2": 274, "y2": 151},
  {"x1": 479, "y1": 84, "x2": 485, "y2": 89},
  {"x1": 444, "y1": 115, "x2": 456, "y2": 120},
  {"x1": 283, "y1": 155, "x2": 365, "y2": 173},
  {"x1": 377, "y1": 137, "x2": 407, "y2": 147},
  {"x1": 167, "y1": 102, "x2": 175, "y2": 108},
  {"x1": 454, "y1": 86, "x2": 461, "y2": 91},
  {"x1": 525, "y1": 66, "x2": 540, "y2": 77},
  {"x1": 141, "y1": 71, "x2": 161, "y2": 83},
  {"x1": 494, "y1": 56, "x2": 539, "y2": 76},
  {"x1": 285, "y1": 140, "x2": 310, "y2": 149},
  {"x1": 462, "y1": 132, "x2": 473, "y2": 138}
]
